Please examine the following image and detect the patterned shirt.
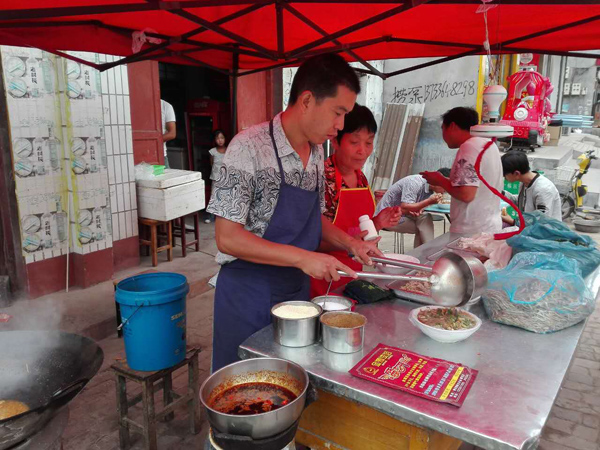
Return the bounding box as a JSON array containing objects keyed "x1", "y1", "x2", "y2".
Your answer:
[
  {"x1": 323, "y1": 156, "x2": 369, "y2": 222},
  {"x1": 207, "y1": 113, "x2": 326, "y2": 264},
  {"x1": 449, "y1": 137, "x2": 503, "y2": 234},
  {"x1": 375, "y1": 174, "x2": 430, "y2": 222}
]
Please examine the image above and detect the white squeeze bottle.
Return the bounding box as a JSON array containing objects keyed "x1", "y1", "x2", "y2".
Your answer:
[
  {"x1": 359, "y1": 215, "x2": 378, "y2": 241},
  {"x1": 54, "y1": 200, "x2": 67, "y2": 242},
  {"x1": 26, "y1": 54, "x2": 41, "y2": 98},
  {"x1": 48, "y1": 125, "x2": 61, "y2": 171}
]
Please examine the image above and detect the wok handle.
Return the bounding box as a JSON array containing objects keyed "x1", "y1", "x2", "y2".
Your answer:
[
  {"x1": 337, "y1": 270, "x2": 430, "y2": 283},
  {"x1": 50, "y1": 378, "x2": 89, "y2": 409}
]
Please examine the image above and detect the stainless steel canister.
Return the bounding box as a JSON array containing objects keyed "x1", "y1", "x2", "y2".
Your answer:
[
  {"x1": 320, "y1": 311, "x2": 366, "y2": 354},
  {"x1": 271, "y1": 301, "x2": 322, "y2": 347}
]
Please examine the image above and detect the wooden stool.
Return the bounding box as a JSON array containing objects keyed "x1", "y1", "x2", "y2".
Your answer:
[
  {"x1": 138, "y1": 218, "x2": 173, "y2": 267},
  {"x1": 171, "y1": 212, "x2": 200, "y2": 257},
  {"x1": 112, "y1": 348, "x2": 202, "y2": 450}
]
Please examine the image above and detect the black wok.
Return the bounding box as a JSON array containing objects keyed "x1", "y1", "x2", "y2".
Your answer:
[{"x1": 0, "y1": 330, "x2": 104, "y2": 450}]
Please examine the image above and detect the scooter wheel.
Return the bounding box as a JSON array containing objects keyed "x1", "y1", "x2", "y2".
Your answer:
[{"x1": 561, "y1": 194, "x2": 575, "y2": 220}]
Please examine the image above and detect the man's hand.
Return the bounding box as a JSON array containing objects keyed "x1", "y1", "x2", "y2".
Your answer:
[
  {"x1": 421, "y1": 171, "x2": 449, "y2": 188},
  {"x1": 428, "y1": 193, "x2": 443, "y2": 205},
  {"x1": 347, "y1": 235, "x2": 384, "y2": 266},
  {"x1": 373, "y1": 206, "x2": 402, "y2": 231},
  {"x1": 297, "y1": 252, "x2": 357, "y2": 282}
]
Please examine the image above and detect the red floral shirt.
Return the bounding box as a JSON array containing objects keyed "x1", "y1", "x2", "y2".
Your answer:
[{"x1": 323, "y1": 156, "x2": 369, "y2": 222}]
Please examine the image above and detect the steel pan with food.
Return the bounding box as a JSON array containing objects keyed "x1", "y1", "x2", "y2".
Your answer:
[
  {"x1": 339, "y1": 251, "x2": 488, "y2": 307},
  {"x1": 311, "y1": 295, "x2": 353, "y2": 312},
  {"x1": 0, "y1": 331, "x2": 104, "y2": 450},
  {"x1": 200, "y1": 357, "x2": 309, "y2": 439},
  {"x1": 271, "y1": 301, "x2": 322, "y2": 347},
  {"x1": 320, "y1": 311, "x2": 367, "y2": 354}
]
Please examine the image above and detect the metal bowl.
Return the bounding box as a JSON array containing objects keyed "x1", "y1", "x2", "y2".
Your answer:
[
  {"x1": 320, "y1": 311, "x2": 367, "y2": 354},
  {"x1": 199, "y1": 358, "x2": 309, "y2": 439},
  {"x1": 271, "y1": 301, "x2": 322, "y2": 347},
  {"x1": 574, "y1": 217, "x2": 600, "y2": 233},
  {"x1": 311, "y1": 295, "x2": 353, "y2": 312}
]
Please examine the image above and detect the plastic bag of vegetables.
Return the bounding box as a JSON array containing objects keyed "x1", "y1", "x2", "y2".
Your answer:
[{"x1": 482, "y1": 252, "x2": 594, "y2": 333}]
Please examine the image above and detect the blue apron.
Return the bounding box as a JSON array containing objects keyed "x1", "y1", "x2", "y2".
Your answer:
[{"x1": 211, "y1": 119, "x2": 322, "y2": 371}]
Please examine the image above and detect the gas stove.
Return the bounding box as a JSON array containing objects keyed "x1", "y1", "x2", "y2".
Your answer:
[
  {"x1": 205, "y1": 427, "x2": 296, "y2": 450},
  {"x1": 8, "y1": 408, "x2": 68, "y2": 450}
]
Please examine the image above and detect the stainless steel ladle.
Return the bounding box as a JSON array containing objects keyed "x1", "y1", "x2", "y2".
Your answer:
[{"x1": 338, "y1": 251, "x2": 488, "y2": 307}]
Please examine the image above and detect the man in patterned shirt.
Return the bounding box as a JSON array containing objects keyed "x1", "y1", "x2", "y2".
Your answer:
[
  {"x1": 206, "y1": 54, "x2": 382, "y2": 371},
  {"x1": 421, "y1": 107, "x2": 503, "y2": 234}
]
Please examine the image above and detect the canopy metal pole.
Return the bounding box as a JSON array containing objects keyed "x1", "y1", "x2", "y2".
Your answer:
[{"x1": 232, "y1": 49, "x2": 240, "y2": 136}]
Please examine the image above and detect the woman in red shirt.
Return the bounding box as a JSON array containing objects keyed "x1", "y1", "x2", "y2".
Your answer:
[{"x1": 311, "y1": 105, "x2": 402, "y2": 297}]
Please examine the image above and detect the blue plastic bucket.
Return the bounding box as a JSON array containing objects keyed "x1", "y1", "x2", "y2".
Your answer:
[{"x1": 116, "y1": 273, "x2": 189, "y2": 371}]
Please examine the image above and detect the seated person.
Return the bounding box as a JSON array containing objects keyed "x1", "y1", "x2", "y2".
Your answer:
[
  {"x1": 501, "y1": 151, "x2": 562, "y2": 224},
  {"x1": 376, "y1": 169, "x2": 450, "y2": 247}
]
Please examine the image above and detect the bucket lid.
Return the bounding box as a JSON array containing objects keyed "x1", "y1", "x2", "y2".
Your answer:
[{"x1": 116, "y1": 273, "x2": 189, "y2": 306}]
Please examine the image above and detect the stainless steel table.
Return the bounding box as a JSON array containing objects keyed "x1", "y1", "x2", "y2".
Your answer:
[{"x1": 239, "y1": 233, "x2": 600, "y2": 450}]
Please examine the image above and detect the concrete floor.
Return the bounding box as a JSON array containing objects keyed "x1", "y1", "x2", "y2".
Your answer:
[{"x1": 7, "y1": 217, "x2": 600, "y2": 449}]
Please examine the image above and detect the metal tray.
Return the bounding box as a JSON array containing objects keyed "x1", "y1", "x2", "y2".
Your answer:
[
  {"x1": 388, "y1": 266, "x2": 482, "y2": 308},
  {"x1": 388, "y1": 269, "x2": 437, "y2": 306}
]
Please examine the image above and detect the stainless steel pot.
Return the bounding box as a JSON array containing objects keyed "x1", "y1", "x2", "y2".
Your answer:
[
  {"x1": 199, "y1": 358, "x2": 309, "y2": 439},
  {"x1": 271, "y1": 301, "x2": 321, "y2": 347},
  {"x1": 320, "y1": 312, "x2": 366, "y2": 354}
]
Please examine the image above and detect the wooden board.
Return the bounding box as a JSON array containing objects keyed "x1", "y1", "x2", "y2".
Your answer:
[{"x1": 297, "y1": 390, "x2": 462, "y2": 450}]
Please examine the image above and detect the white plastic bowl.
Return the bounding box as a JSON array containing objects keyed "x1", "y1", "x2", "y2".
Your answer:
[
  {"x1": 409, "y1": 306, "x2": 481, "y2": 344},
  {"x1": 376, "y1": 253, "x2": 421, "y2": 275}
]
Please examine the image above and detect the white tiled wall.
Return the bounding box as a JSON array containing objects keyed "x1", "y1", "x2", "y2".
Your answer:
[
  {"x1": 2, "y1": 46, "x2": 138, "y2": 265},
  {"x1": 98, "y1": 54, "x2": 138, "y2": 242}
]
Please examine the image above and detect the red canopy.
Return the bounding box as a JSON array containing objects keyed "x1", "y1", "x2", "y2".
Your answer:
[{"x1": 0, "y1": 1, "x2": 598, "y2": 76}]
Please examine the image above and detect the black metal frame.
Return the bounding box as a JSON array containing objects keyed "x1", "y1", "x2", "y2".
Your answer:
[{"x1": 0, "y1": 1, "x2": 597, "y2": 78}]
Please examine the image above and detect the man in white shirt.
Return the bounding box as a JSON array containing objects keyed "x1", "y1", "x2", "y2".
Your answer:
[
  {"x1": 501, "y1": 150, "x2": 562, "y2": 224},
  {"x1": 161, "y1": 99, "x2": 176, "y2": 168},
  {"x1": 422, "y1": 107, "x2": 503, "y2": 234}
]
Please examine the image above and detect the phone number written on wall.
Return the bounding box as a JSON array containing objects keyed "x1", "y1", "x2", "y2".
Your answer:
[{"x1": 390, "y1": 80, "x2": 476, "y2": 104}]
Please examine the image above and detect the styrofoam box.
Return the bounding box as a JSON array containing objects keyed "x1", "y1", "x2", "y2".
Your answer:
[
  {"x1": 137, "y1": 179, "x2": 205, "y2": 222},
  {"x1": 136, "y1": 169, "x2": 202, "y2": 189}
]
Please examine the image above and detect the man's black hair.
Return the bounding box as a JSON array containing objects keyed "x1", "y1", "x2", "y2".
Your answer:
[
  {"x1": 289, "y1": 53, "x2": 360, "y2": 105},
  {"x1": 442, "y1": 107, "x2": 479, "y2": 131},
  {"x1": 501, "y1": 151, "x2": 531, "y2": 176},
  {"x1": 336, "y1": 104, "x2": 377, "y2": 143},
  {"x1": 437, "y1": 167, "x2": 451, "y2": 178}
]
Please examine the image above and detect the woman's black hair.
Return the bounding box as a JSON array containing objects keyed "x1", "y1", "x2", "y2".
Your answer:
[
  {"x1": 501, "y1": 151, "x2": 531, "y2": 176},
  {"x1": 336, "y1": 104, "x2": 377, "y2": 143}
]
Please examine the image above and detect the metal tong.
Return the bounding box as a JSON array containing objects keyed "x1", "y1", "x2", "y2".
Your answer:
[{"x1": 337, "y1": 255, "x2": 434, "y2": 283}]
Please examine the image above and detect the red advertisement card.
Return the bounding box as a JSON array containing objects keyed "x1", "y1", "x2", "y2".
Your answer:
[{"x1": 349, "y1": 343, "x2": 478, "y2": 407}]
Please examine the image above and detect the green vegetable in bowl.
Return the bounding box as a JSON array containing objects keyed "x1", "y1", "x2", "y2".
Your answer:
[{"x1": 417, "y1": 308, "x2": 476, "y2": 331}]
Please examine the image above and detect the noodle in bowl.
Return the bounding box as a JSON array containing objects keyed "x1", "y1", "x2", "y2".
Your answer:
[{"x1": 409, "y1": 306, "x2": 482, "y2": 343}]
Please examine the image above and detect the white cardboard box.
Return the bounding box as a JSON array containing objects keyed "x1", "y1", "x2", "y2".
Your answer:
[{"x1": 137, "y1": 177, "x2": 205, "y2": 222}]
